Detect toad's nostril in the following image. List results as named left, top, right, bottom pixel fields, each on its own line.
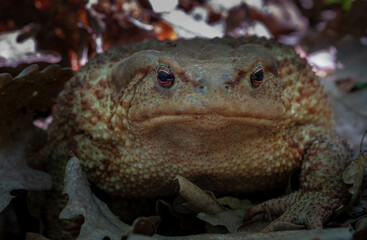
left=195, top=85, right=206, bottom=94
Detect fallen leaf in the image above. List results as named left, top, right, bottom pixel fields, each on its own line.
left=175, top=176, right=247, bottom=233
left=131, top=216, right=160, bottom=236
left=25, top=232, right=50, bottom=240
left=0, top=30, right=61, bottom=68
left=343, top=153, right=366, bottom=194
left=0, top=64, right=72, bottom=149
left=264, top=221, right=304, bottom=232
left=336, top=130, right=367, bottom=215
left=156, top=199, right=205, bottom=236
left=59, top=156, right=130, bottom=240
left=161, top=9, right=223, bottom=39
left=197, top=209, right=246, bottom=233
left=216, top=196, right=253, bottom=210
left=0, top=143, right=52, bottom=213
left=237, top=219, right=270, bottom=233
left=343, top=130, right=367, bottom=191
left=0, top=64, right=72, bottom=124
left=0, top=64, right=71, bottom=217
left=175, top=175, right=223, bottom=214
left=355, top=215, right=367, bottom=239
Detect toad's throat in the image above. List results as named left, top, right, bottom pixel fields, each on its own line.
left=128, top=115, right=281, bottom=155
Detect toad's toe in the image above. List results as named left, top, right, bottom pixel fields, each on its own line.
left=244, top=191, right=334, bottom=232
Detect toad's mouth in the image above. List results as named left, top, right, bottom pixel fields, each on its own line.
left=128, top=110, right=284, bottom=128
left=128, top=94, right=287, bottom=127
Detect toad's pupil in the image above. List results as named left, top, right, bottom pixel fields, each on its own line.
left=158, top=71, right=171, bottom=82
left=158, top=69, right=175, bottom=87
left=252, top=70, right=264, bottom=82
left=250, top=69, right=264, bottom=87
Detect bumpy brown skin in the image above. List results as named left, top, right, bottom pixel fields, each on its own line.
left=47, top=37, right=351, bottom=234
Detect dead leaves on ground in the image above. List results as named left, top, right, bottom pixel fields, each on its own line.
left=175, top=175, right=225, bottom=214
left=0, top=64, right=72, bottom=214
left=341, top=130, right=367, bottom=210
left=61, top=156, right=164, bottom=240
left=0, top=143, right=52, bottom=214
left=0, top=63, right=72, bottom=150
left=175, top=175, right=250, bottom=233
left=0, top=64, right=72, bottom=126
left=60, top=156, right=130, bottom=240
left=337, top=130, right=367, bottom=239
left=57, top=159, right=355, bottom=239
left=59, top=158, right=253, bottom=238
left=0, top=63, right=71, bottom=238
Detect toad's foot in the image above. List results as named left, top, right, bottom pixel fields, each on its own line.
left=245, top=135, right=351, bottom=232
left=244, top=191, right=336, bottom=231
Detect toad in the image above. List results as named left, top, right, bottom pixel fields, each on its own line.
left=46, top=37, right=351, bottom=234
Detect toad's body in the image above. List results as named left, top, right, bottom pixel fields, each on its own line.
left=47, top=37, right=350, bottom=233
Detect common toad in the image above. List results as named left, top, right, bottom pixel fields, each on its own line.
left=47, top=37, right=351, bottom=232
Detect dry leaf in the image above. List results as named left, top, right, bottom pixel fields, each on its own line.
left=355, top=216, right=367, bottom=237
left=237, top=219, right=270, bottom=233
left=0, top=64, right=72, bottom=124
left=0, top=64, right=72, bottom=151
left=175, top=175, right=223, bottom=214
left=59, top=156, right=130, bottom=240
left=176, top=175, right=246, bottom=233
left=131, top=216, right=160, bottom=236
left=336, top=130, right=367, bottom=215
left=25, top=232, right=50, bottom=240
left=0, top=143, right=52, bottom=213
left=0, top=30, right=61, bottom=68
left=264, top=221, right=304, bottom=232
left=216, top=196, right=253, bottom=210
left=197, top=209, right=246, bottom=233
left=343, top=152, right=366, bottom=194
left=343, top=130, right=367, bottom=192
left=156, top=199, right=205, bottom=236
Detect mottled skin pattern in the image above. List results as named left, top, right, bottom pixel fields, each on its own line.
left=46, top=37, right=351, bottom=236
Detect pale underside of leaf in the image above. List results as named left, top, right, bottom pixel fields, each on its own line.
left=59, top=156, right=130, bottom=240
left=0, top=143, right=52, bottom=213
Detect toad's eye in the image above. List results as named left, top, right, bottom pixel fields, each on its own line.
left=250, top=66, right=265, bottom=88
left=157, top=66, right=175, bottom=88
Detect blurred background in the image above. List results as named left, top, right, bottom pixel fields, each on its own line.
left=1, top=0, right=366, bottom=149
left=0, top=0, right=366, bottom=72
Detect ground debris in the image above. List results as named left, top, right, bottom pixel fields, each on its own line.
left=0, top=143, right=52, bottom=213
left=60, top=156, right=130, bottom=240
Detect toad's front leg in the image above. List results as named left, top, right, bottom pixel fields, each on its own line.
left=244, top=135, right=351, bottom=231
